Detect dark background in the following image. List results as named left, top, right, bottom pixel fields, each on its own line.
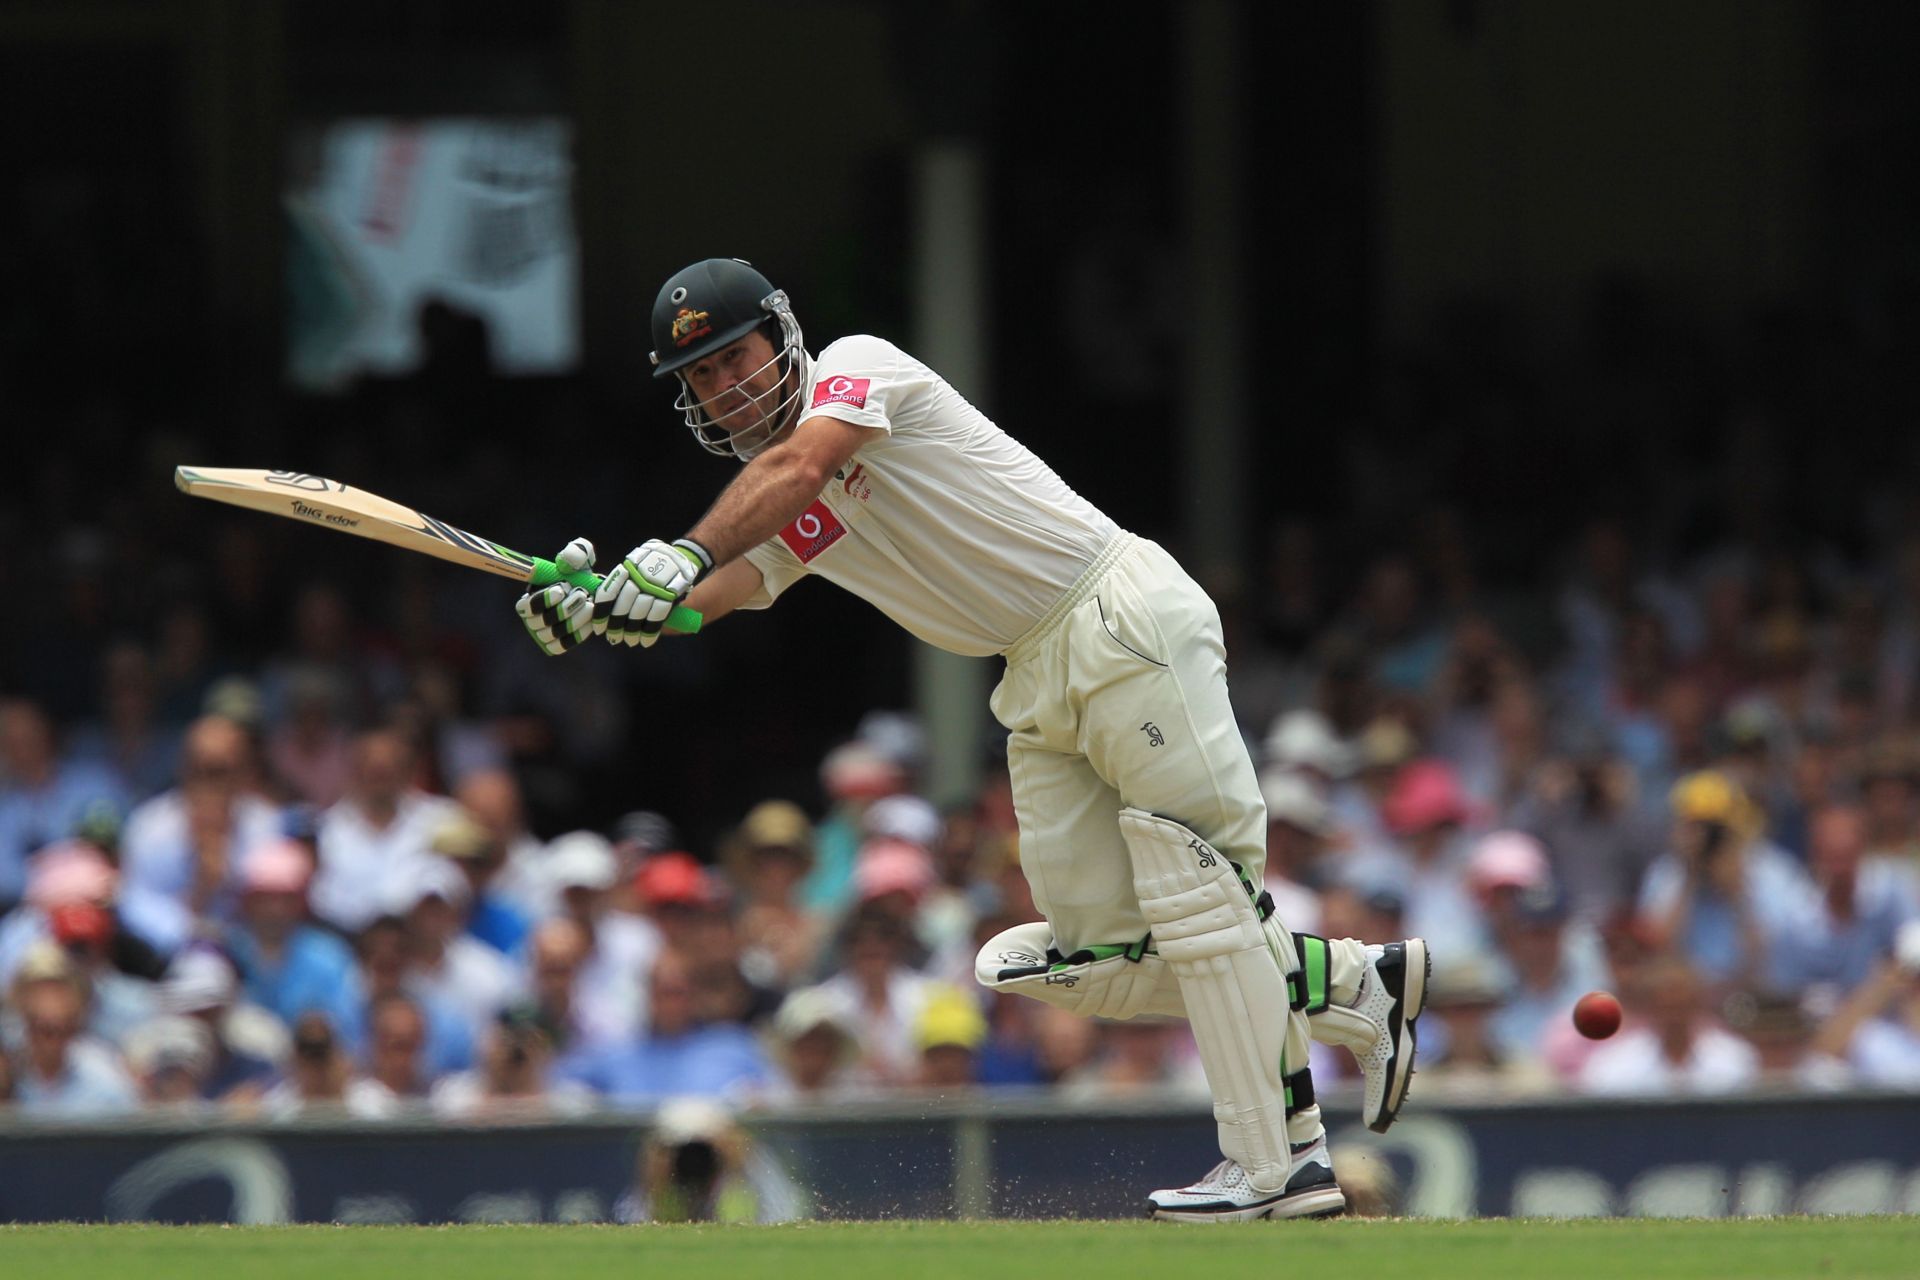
left=2, top=0, right=1916, bottom=850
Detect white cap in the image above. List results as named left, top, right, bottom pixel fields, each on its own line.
left=1263, top=709, right=1352, bottom=778
left=162, top=947, right=239, bottom=1014
left=122, top=1015, right=216, bottom=1079
left=389, top=856, right=472, bottom=914
left=1259, top=769, right=1335, bottom=837
left=545, top=830, right=619, bottom=891
left=773, top=985, right=858, bottom=1041
left=651, top=1096, right=736, bottom=1146
left=862, top=794, right=942, bottom=849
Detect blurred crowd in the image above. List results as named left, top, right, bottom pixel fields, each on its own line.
left=4, top=513, right=1920, bottom=1121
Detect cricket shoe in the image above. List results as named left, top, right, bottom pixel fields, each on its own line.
left=1352, top=938, right=1429, bottom=1134
left=1146, top=1136, right=1345, bottom=1223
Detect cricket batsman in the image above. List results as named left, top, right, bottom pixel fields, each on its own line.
left=516, top=258, right=1428, bottom=1221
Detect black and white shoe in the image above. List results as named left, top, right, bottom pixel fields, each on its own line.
left=1147, top=1137, right=1345, bottom=1223
left=1354, top=938, right=1429, bottom=1134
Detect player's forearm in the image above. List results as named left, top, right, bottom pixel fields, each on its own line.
left=684, top=447, right=831, bottom=567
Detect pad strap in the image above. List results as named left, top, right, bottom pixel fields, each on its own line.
left=1291, top=933, right=1332, bottom=1015
left=1285, top=1067, right=1315, bottom=1116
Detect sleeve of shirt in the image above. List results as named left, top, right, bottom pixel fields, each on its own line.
left=739, top=538, right=809, bottom=611
left=799, top=335, right=908, bottom=435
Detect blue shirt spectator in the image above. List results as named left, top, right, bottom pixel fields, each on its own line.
left=1767, top=807, right=1919, bottom=993
left=0, top=700, right=128, bottom=908
left=10, top=967, right=139, bottom=1117
left=560, top=950, right=767, bottom=1102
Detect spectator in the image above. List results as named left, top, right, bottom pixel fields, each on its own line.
left=338, top=915, right=472, bottom=1078
left=1508, top=735, right=1662, bottom=923
left=847, top=838, right=938, bottom=958
left=311, top=729, right=458, bottom=933
left=67, top=642, right=180, bottom=803
left=678, top=891, right=781, bottom=1030
left=1346, top=759, right=1489, bottom=957
left=1858, top=742, right=1920, bottom=867
left=1812, top=923, right=1920, bottom=1086
left=347, top=992, right=432, bottom=1116
left=0, top=699, right=128, bottom=913
left=428, top=811, right=528, bottom=957
left=634, top=850, right=725, bottom=957
left=802, top=741, right=909, bottom=916
left=911, top=986, right=988, bottom=1090
left=260, top=1012, right=353, bottom=1115
left=1721, top=990, right=1849, bottom=1091
left=1258, top=769, right=1337, bottom=932
left=1770, top=805, right=1918, bottom=994
left=0, top=843, right=162, bottom=1039
left=119, top=715, right=281, bottom=953
left=1421, top=954, right=1552, bottom=1090
left=1578, top=955, right=1760, bottom=1095
left=1485, top=881, right=1610, bottom=1067
left=526, top=917, right=591, bottom=1055
left=803, top=906, right=939, bottom=1085
left=8, top=948, right=137, bottom=1116
left=263, top=668, right=353, bottom=809
left=725, top=800, right=823, bottom=989
left=122, top=1015, right=216, bottom=1108
left=1640, top=770, right=1816, bottom=989
left=555, top=832, right=661, bottom=1049
left=158, top=946, right=281, bottom=1104
left=1058, top=1017, right=1207, bottom=1099
left=390, top=857, right=520, bottom=1047
left=763, top=986, right=860, bottom=1100
left=1261, top=708, right=1352, bottom=788
left=455, top=769, right=551, bottom=921
left=224, top=839, right=357, bottom=1035
left=606, top=809, right=680, bottom=918
left=431, top=1003, right=590, bottom=1119
left=561, top=949, right=768, bottom=1103
left=1329, top=717, right=1416, bottom=858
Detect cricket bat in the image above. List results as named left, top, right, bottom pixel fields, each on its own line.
left=173, top=466, right=703, bottom=634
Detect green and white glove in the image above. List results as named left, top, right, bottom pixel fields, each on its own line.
left=515, top=537, right=598, bottom=655
left=594, top=537, right=712, bottom=648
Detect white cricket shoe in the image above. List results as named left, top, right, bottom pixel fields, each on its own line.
left=1146, top=1136, right=1345, bottom=1223
left=1352, top=938, right=1429, bottom=1134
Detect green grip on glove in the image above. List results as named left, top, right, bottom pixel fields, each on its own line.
left=527, top=557, right=704, bottom=635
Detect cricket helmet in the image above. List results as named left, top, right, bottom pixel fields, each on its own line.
left=650, top=258, right=808, bottom=460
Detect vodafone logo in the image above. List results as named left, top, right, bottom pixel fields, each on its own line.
left=811, top=375, right=871, bottom=411
left=778, top=500, right=847, bottom=563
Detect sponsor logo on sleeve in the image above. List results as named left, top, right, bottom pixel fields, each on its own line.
left=777, top=500, right=848, bottom=563
left=811, top=375, right=871, bottom=410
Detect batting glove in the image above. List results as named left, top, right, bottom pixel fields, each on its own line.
left=594, top=538, right=712, bottom=648
left=515, top=537, right=598, bottom=656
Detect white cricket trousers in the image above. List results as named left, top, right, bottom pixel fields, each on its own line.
left=992, top=532, right=1273, bottom=952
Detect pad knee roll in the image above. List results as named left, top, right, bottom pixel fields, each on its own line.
left=974, top=920, right=1178, bottom=1020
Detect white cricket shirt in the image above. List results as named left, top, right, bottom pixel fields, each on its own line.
left=739, top=335, right=1122, bottom=656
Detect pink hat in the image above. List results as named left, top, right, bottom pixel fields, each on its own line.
left=1381, top=760, right=1479, bottom=836
left=241, top=839, right=314, bottom=894
left=1467, top=830, right=1551, bottom=894
left=854, top=838, right=936, bottom=902
left=25, top=841, right=117, bottom=909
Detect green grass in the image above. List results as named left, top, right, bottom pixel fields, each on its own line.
left=3, top=1218, right=1917, bottom=1280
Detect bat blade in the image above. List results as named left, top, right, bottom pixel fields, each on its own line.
left=172, top=465, right=703, bottom=633
left=174, top=466, right=537, bottom=581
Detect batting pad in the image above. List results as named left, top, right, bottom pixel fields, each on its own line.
left=1120, top=808, right=1305, bottom=1193
left=975, top=921, right=1186, bottom=1020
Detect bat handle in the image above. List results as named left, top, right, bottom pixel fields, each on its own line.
left=526, top=557, right=705, bottom=635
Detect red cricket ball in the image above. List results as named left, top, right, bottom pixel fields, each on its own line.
left=1572, top=990, right=1623, bottom=1040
